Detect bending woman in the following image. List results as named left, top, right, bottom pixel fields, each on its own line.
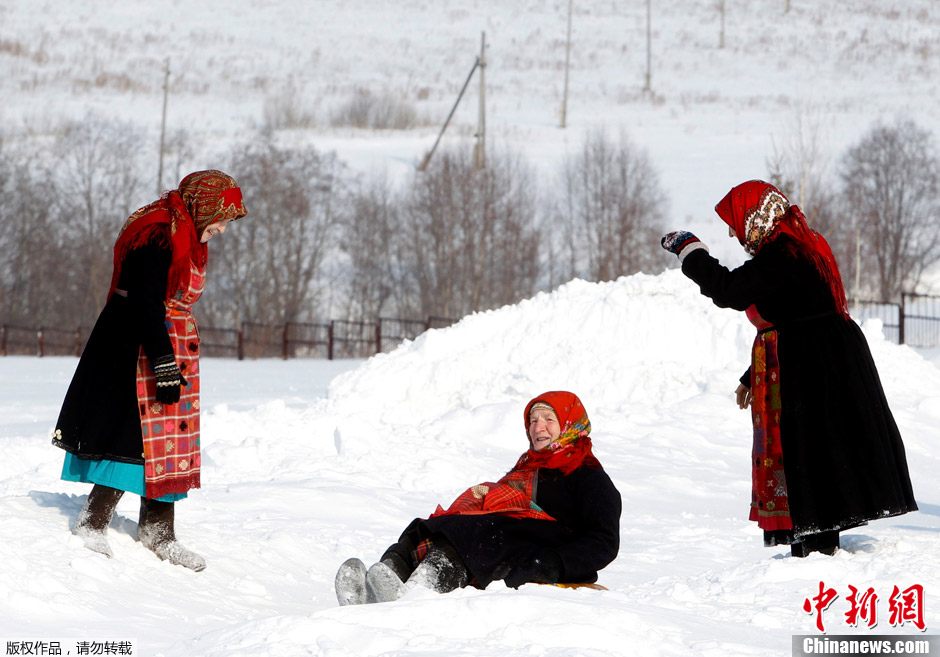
left=335, top=391, right=621, bottom=604
left=661, top=180, right=917, bottom=557
left=53, top=171, right=247, bottom=570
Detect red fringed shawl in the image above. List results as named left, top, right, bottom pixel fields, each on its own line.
left=109, top=170, right=246, bottom=302
left=714, top=180, right=849, bottom=318
left=429, top=391, right=601, bottom=521
left=109, top=192, right=205, bottom=302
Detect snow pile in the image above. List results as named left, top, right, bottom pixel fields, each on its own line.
left=2, top=269, right=940, bottom=656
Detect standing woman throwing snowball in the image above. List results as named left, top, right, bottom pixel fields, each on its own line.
left=661, top=180, right=916, bottom=557
left=53, top=170, right=247, bottom=570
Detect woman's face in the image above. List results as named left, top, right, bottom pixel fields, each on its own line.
left=528, top=408, right=561, bottom=452
left=200, top=218, right=233, bottom=243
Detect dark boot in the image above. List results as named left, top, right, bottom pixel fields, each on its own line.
left=763, top=529, right=795, bottom=547
left=791, top=530, right=840, bottom=558
left=73, top=485, right=125, bottom=558
left=378, top=550, right=412, bottom=581
left=408, top=543, right=469, bottom=594
left=138, top=498, right=206, bottom=571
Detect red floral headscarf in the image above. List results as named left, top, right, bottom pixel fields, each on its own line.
left=179, top=170, right=247, bottom=236
left=715, top=180, right=849, bottom=317
left=513, top=391, right=601, bottom=476
left=108, top=170, right=246, bottom=300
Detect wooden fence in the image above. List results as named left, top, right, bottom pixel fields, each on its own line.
left=0, top=316, right=456, bottom=359
left=3, top=294, right=940, bottom=358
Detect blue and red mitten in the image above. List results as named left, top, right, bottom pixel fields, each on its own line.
left=661, top=231, right=708, bottom=261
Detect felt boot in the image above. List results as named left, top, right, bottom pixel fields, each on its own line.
left=72, top=485, right=125, bottom=558
left=138, top=498, right=206, bottom=572
left=335, top=558, right=369, bottom=606
left=791, top=530, right=840, bottom=558
left=408, top=544, right=469, bottom=594
left=365, top=559, right=409, bottom=603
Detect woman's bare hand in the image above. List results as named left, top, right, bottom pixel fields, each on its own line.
left=735, top=383, right=752, bottom=410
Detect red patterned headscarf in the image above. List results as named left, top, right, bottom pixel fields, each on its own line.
left=108, top=170, right=246, bottom=301
left=513, top=391, right=601, bottom=475
left=179, top=170, right=247, bottom=236
left=715, top=180, right=849, bottom=317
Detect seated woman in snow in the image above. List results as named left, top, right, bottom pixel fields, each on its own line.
left=334, top=390, right=622, bottom=605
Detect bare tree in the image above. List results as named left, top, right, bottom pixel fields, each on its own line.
left=339, top=174, right=401, bottom=320
left=765, top=108, right=861, bottom=299
left=397, top=147, right=541, bottom=319
left=201, top=136, right=342, bottom=327
left=766, top=106, right=833, bottom=222
left=553, top=130, right=668, bottom=283
left=841, top=119, right=940, bottom=301
left=52, top=115, right=148, bottom=324
left=0, top=138, right=59, bottom=327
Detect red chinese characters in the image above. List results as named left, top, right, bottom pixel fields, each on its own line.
left=888, top=584, right=926, bottom=632
left=845, top=585, right=879, bottom=628
left=803, top=581, right=839, bottom=632
left=803, top=582, right=926, bottom=633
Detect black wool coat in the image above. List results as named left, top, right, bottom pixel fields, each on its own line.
left=392, top=464, right=622, bottom=587
left=681, top=236, right=917, bottom=536
left=53, top=240, right=175, bottom=464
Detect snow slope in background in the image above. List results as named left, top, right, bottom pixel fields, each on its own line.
left=2, top=0, right=940, bottom=265
left=2, top=269, right=939, bottom=656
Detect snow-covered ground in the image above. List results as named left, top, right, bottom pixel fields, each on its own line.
left=2, top=269, right=939, bottom=656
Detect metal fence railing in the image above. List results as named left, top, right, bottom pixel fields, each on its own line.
left=848, top=294, right=940, bottom=348
left=900, top=293, right=940, bottom=348
left=852, top=300, right=901, bottom=345
left=4, top=295, right=940, bottom=358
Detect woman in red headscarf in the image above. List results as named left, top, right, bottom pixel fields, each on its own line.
left=334, top=391, right=622, bottom=605
left=53, top=170, right=247, bottom=570
left=661, top=180, right=916, bottom=557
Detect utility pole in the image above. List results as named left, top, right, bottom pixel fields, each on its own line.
left=560, top=0, right=573, bottom=128
left=157, top=58, right=170, bottom=196
left=718, top=0, right=725, bottom=49
left=473, top=31, right=487, bottom=169
left=854, top=223, right=861, bottom=314
left=418, top=55, right=480, bottom=171
left=643, top=0, right=652, bottom=92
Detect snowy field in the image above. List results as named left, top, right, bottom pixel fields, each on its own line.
left=2, top=269, right=940, bottom=656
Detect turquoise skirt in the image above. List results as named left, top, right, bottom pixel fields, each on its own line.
left=61, top=452, right=187, bottom=503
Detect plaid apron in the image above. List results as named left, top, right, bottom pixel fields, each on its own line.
left=428, top=469, right=555, bottom=521
left=137, top=261, right=205, bottom=499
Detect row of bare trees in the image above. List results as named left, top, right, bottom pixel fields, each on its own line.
left=0, top=117, right=151, bottom=329
left=0, top=121, right=669, bottom=332
left=2, top=114, right=938, bottom=337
